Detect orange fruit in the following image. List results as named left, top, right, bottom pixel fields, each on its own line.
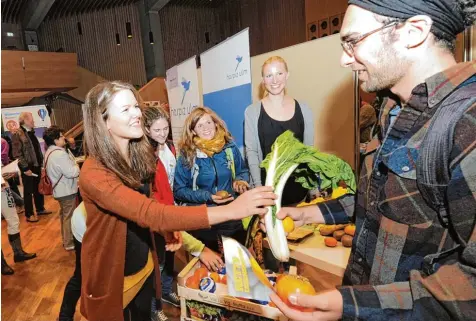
left=186, top=274, right=200, bottom=289
left=282, top=217, right=295, bottom=234
left=275, top=274, right=316, bottom=312
left=209, top=272, right=220, bottom=283
left=220, top=275, right=227, bottom=284
left=324, top=237, right=338, bottom=247
left=194, top=267, right=209, bottom=280
left=344, top=225, right=356, bottom=236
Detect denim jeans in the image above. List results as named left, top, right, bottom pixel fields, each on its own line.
left=160, top=251, right=174, bottom=296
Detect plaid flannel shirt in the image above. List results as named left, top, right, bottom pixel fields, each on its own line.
left=318, top=61, right=476, bottom=320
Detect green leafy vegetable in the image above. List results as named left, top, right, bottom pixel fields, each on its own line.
left=260, top=130, right=356, bottom=225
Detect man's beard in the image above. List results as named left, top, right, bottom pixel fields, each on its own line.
left=361, top=46, right=408, bottom=93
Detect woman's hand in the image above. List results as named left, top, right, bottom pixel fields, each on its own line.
left=206, top=186, right=276, bottom=225
left=165, top=231, right=183, bottom=252
left=226, top=186, right=276, bottom=218
left=211, top=193, right=234, bottom=204
left=269, top=289, right=343, bottom=321
left=198, top=247, right=224, bottom=272
left=233, top=180, right=249, bottom=194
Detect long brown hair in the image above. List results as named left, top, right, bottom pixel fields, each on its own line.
left=141, top=104, right=170, bottom=148
left=179, top=106, right=232, bottom=168
left=82, top=81, right=155, bottom=188
left=261, top=56, right=289, bottom=98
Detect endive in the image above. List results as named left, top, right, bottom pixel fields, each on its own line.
left=260, top=131, right=356, bottom=262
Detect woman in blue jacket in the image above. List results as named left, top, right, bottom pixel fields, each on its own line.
left=174, top=106, right=250, bottom=253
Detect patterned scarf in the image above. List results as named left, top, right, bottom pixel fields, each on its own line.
left=193, top=128, right=227, bottom=157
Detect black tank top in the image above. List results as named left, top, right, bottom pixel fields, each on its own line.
left=258, top=100, right=308, bottom=205
left=124, top=182, right=151, bottom=276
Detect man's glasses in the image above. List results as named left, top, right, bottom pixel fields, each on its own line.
left=341, top=21, right=399, bottom=56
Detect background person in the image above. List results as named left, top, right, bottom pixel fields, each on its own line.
left=1, top=174, right=37, bottom=275
left=245, top=56, right=315, bottom=206
left=174, top=106, right=250, bottom=253
left=11, top=112, right=52, bottom=222
left=143, top=105, right=225, bottom=321
left=43, top=126, right=80, bottom=251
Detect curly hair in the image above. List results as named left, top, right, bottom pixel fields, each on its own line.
left=178, top=106, right=232, bottom=168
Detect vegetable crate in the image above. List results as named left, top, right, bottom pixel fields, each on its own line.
left=178, top=258, right=289, bottom=321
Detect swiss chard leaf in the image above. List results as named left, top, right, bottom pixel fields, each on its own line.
left=260, top=130, right=356, bottom=199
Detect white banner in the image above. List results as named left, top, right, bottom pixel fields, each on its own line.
left=1, top=105, right=51, bottom=132
left=166, top=56, right=201, bottom=147
left=1, top=105, right=51, bottom=153
left=201, top=29, right=252, bottom=150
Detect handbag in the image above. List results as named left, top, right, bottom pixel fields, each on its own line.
left=38, top=149, right=63, bottom=195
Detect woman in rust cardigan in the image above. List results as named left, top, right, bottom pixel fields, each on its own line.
left=79, top=81, right=275, bottom=321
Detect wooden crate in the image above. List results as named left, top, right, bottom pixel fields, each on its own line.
left=178, top=258, right=289, bottom=321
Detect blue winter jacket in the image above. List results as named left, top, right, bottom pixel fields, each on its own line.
left=173, top=142, right=249, bottom=205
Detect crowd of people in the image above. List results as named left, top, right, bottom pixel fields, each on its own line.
left=1, top=0, right=475, bottom=321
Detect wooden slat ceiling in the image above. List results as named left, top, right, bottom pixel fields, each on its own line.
left=46, top=0, right=139, bottom=19
left=1, top=0, right=29, bottom=24
left=167, top=0, right=222, bottom=8
left=1, top=0, right=222, bottom=25
left=1, top=0, right=140, bottom=23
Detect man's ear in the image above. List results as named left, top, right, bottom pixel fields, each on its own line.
left=403, top=15, right=433, bottom=49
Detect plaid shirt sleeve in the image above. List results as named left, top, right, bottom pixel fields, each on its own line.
left=317, top=195, right=354, bottom=225
left=337, top=104, right=476, bottom=320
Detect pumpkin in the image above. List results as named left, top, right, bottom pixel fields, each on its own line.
left=275, top=274, right=316, bottom=311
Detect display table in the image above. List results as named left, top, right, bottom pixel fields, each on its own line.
left=263, top=230, right=351, bottom=277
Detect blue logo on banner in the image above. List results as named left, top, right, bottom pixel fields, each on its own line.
left=38, top=108, right=47, bottom=121
left=235, top=55, right=243, bottom=71
left=181, top=78, right=191, bottom=104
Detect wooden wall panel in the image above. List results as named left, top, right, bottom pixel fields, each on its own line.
left=240, top=0, right=306, bottom=56
left=51, top=100, right=83, bottom=132
left=305, top=0, right=347, bottom=26
left=159, top=5, right=214, bottom=69
left=37, top=4, right=147, bottom=87
left=1, top=22, right=25, bottom=50
left=159, top=0, right=306, bottom=70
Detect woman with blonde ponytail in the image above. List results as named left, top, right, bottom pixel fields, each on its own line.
left=244, top=56, right=314, bottom=205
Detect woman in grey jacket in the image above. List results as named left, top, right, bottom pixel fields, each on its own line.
left=43, top=126, right=80, bottom=251
left=244, top=56, right=314, bottom=205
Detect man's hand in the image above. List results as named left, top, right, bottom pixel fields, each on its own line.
left=24, top=170, right=33, bottom=176
left=269, top=289, right=343, bottom=321
left=260, top=206, right=310, bottom=232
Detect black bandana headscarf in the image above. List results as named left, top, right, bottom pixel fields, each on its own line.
left=348, top=0, right=467, bottom=40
